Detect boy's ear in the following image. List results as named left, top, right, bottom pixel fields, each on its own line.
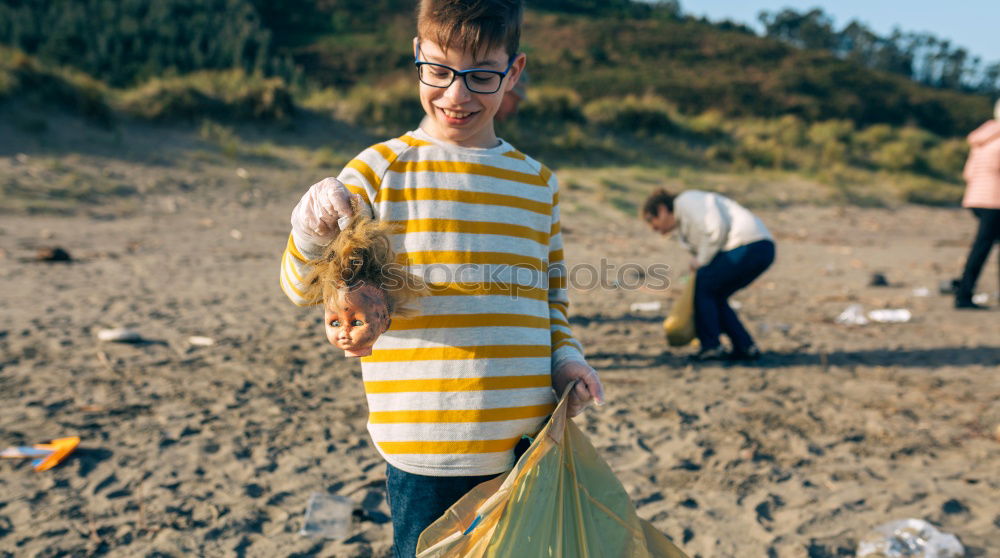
left=505, top=52, right=527, bottom=93
left=412, top=36, right=420, bottom=59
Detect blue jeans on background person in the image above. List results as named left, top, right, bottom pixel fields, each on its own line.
left=694, top=239, right=775, bottom=354
left=385, top=437, right=531, bottom=558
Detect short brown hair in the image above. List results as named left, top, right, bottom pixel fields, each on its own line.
left=417, top=0, right=523, bottom=59
left=641, top=188, right=675, bottom=218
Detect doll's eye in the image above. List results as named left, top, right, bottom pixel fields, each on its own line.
left=351, top=319, right=365, bottom=327
left=330, top=320, right=341, bottom=327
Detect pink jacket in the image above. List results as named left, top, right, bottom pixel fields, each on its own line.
left=962, top=119, right=1000, bottom=209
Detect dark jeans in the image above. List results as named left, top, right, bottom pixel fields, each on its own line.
left=958, top=208, right=1000, bottom=301
left=385, top=437, right=530, bottom=558
left=694, top=239, right=775, bottom=353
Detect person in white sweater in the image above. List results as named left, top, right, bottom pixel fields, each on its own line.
left=642, top=188, right=775, bottom=361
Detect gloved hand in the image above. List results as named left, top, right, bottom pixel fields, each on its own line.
left=552, top=360, right=605, bottom=418
left=290, top=177, right=361, bottom=247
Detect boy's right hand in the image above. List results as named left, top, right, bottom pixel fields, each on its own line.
left=290, top=177, right=356, bottom=246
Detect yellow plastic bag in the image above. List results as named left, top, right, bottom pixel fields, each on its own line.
left=663, top=273, right=696, bottom=347
left=416, top=384, right=689, bottom=558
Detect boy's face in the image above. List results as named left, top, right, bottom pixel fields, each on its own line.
left=324, top=284, right=391, bottom=357
left=414, top=37, right=526, bottom=148
left=644, top=204, right=677, bottom=235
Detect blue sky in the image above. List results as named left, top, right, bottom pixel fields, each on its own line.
left=683, top=1, right=1000, bottom=63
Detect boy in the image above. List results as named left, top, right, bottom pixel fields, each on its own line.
left=278, top=1, right=604, bottom=556
left=642, top=188, right=774, bottom=362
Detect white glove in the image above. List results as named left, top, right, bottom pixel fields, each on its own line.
left=552, top=360, right=605, bottom=418
left=290, top=177, right=359, bottom=247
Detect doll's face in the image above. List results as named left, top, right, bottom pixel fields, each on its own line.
left=324, top=283, right=391, bottom=357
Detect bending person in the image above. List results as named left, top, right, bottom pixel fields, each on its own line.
left=642, top=189, right=775, bottom=361
left=955, top=98, right=1000, bottom=310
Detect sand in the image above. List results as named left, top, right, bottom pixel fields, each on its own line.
left=1, top=173, right=999, bottom=556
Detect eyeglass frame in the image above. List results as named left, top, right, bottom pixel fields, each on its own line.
left=414, top=43, right=517, bottom=95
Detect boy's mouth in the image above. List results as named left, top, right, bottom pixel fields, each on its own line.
left=439, top=107, right=477, bottom=123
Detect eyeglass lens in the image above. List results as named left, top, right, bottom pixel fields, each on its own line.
left=418, top=65, right=503, bottom=94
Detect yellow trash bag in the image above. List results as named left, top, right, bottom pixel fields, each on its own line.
left=416, top=384, right=689, bottom=558
left=663, top=273, right=696, bottom=347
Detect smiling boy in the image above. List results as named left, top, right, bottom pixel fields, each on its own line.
left=278, top=1, right=604, bottom=556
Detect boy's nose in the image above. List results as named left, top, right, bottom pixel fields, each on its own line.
left=443, top=77, right=471, bottom=103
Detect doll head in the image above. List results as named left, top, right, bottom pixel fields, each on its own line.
left=304, top=211, right=423, bottom=357
left=324, top=282, right=392, bottom=357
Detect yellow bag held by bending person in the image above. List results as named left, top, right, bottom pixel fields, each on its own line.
left=664, top=273, right=696, bottom=347
left=415, top=383, right=689, bottom=558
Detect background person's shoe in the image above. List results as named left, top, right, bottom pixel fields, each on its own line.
left=727, top=345, right=762, bottom=361
left=688, top=346, right=726, bottom=362
left=955, top=298, right=988, bottom=310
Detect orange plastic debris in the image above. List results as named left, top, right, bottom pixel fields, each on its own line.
left=1, top=436, right=80, bottom=471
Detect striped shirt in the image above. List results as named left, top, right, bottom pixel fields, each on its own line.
left=280, top=128, right=586, bottom=476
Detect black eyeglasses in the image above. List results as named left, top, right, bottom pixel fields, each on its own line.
left=414, top=45, right=515, bottom=94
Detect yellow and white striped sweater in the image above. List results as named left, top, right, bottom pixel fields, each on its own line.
left=279, top=128, right=586, bottom=476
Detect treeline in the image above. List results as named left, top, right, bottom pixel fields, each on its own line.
left=759, top=8, right=1000, bottom=96
left=0, top=0, right=995, bottom=137
left=529, top=0, right=680, bottom=19
left=0, top=0, right=296, bottom=87
left=0, top=0, right=422, bottom=87
left=522, top=13, right=992, bottom=137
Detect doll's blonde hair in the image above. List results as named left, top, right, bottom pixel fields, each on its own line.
left=303, top=214, right=423, bottom=317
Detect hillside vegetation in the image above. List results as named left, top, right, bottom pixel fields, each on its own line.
left=1, top=0, right=993, bottom=211
left=2, top=0, right=994, bottom=134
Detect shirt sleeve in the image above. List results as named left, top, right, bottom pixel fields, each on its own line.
left=545, top=170, right=587, bottom=369
left=278, top=145, right=389, bottom=306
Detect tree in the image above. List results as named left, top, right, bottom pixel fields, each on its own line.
left=758, top=8, right=838, bottom=51
left=0, top=0, right=278, bottom=86
left=758, top=7, right=998, bottom=97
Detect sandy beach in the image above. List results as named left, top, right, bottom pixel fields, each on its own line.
left=1, top=175, right=999, bottom=556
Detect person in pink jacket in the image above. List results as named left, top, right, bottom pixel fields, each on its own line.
left=955, top=98, right=1000, bottom=309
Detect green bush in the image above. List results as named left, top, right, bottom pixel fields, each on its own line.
left=880, top=127, right=941, bottom=174
left=806, top=119, right=854, bottom=169
left=704, top=144, right=734, bottom=164
left=773, top=114, right=807, bottom=147
left=899, top=177, right=964, bottom=206
left=854, top=124, right=895, bottom=149
left=299, top=87, right=344, bottom=112
left=924, top=138, right=968, bottom=179
left=341, top=80, right=424, bottom=132
left=807, top=119, right=855, bottom=146
left=583, top=94, right=677, bottom=134
left=517, top=87, right=585, bottom=124
left=119, top=70, right=294, bottom=122
left=734, top=137, right=784, bottom=169
left=0, top=47, right=112, bottom=125
left=685, top=109, right=729, bottom=141
left=0, top=0, right=277, bottom=87
left=872, top=140, right=919, bottom=171
left=897, top=126, right=937, bottom=149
